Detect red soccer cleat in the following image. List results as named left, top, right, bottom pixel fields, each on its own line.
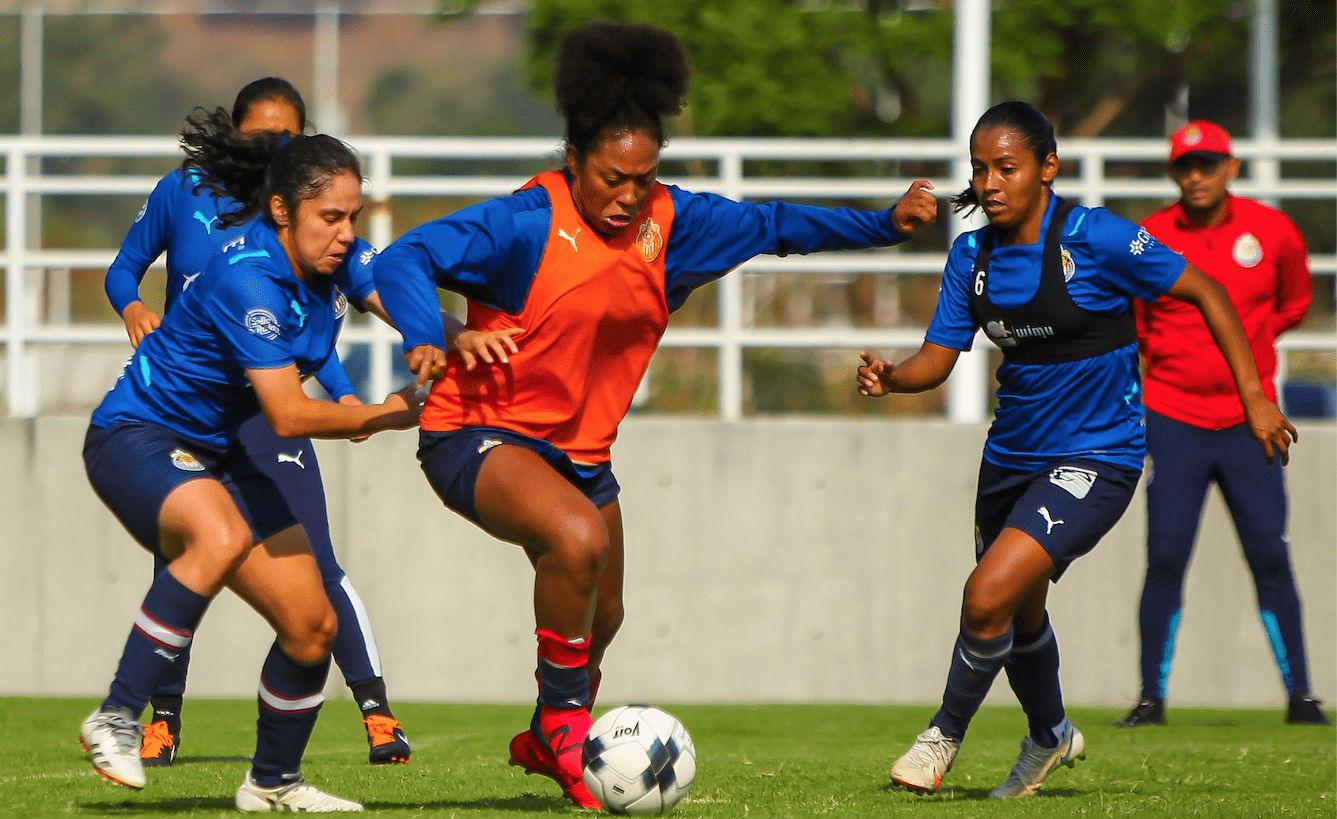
left=508, top=707, right=601, bottom=810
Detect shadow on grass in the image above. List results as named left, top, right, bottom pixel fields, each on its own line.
left=877, top=780, right=1083, bottom=800
left=366, top=792, right=580, bottom=812
left=78, top=792, right=579, bottom=814
left=167, top=755, right=252, bottom=766
left=878, top=780, right=995, bottom=800
left=79, top=797, right=235, bottom=813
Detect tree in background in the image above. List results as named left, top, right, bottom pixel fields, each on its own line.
left=519, top=0, right=1333, bottom=140
left=504, top=0, right=1335, bottom=414
left=44, top=16, right=199, bottom=135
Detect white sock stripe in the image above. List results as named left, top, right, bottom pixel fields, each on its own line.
left=539, top=657, right=581, bottom=670
left=1011, top=625, right=1055, bottom=655
left=972, top=644, right=1013, bottom=661
left=258, top=682, right=325, bottom=713
left=134, top=608, right=193, bottom=649
left=337, top=575, right=383, bottom=678
left=961, top=634, right=1014, bottom=661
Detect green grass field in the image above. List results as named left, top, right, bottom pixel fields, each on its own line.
left=2, top=697, right=1332, bottom=817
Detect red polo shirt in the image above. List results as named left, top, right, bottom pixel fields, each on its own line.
left=1136, top=194, right=1311, bottom=429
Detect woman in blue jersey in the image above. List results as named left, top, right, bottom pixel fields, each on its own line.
left=81, top=122, right=420, bottom=812
left=857, top=101, right=1296, bottom=798
left=373, top=21, right=939, bottom=809
left=104, top=78, right=413, bottom=768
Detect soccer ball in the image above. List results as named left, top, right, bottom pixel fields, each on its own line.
left=582, top=704, right=696, bottom=815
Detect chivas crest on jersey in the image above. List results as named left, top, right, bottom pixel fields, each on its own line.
left=636, top=219, right=664, bottom=262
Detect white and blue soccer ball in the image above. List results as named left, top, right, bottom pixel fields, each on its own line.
left=582, top=704, right=696, bottom=815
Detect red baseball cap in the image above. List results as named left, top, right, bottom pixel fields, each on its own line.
left=1168, top=121, right=1233, bottom=164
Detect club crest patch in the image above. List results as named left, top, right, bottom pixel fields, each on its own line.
left=169, top=448, right=206, bottom=472
left=1060, top=246, right=1075, bottom=282
left=244, top=308, right=281, bottom=339
left=637, top=219, right=664, bottom=263
left=1232, top=232, right=1263, bottom=268
left=334, top=287, right=349, bottom=320
left=1049, top=465, right=1098, bottom=499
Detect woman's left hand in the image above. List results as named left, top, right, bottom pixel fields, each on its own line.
left=454, top=328, right=524, bottom=371
left=1244, top=394, right=1298, bottom=466
left=891, top=179, right=938, bottom=237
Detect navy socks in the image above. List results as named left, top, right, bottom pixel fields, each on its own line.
left=1004, top=615, right=1067, bottom=748
left=251, top=641, right=330, bottom=788
left=105, top=568, right=210, bottom=715
left=931, top=626, right=1014, bottom=742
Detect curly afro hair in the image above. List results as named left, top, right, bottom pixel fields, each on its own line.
left=554, top=20, right=691, bottom=158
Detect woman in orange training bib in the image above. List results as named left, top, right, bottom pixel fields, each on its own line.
left=373, top=20, right=938, bottom=808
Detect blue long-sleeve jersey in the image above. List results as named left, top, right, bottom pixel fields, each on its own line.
left=373, top=177, right=908, bottom=353
left=93, top=219, right=362, bottom=448
left=104, top=168, right=378, bottom=400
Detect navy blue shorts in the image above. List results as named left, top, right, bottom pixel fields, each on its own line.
left=975, top=457, right=1141, bottom=580
left=84, top=421, right=299, bottom=557
left=230, top=413, right=342, bottom=578
left=418, top=427, right=621, bottom=525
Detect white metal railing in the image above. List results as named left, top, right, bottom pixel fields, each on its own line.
left=3, top=134, right=1335, bottom=419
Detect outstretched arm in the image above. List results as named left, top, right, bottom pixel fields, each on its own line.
left=857, top=341, right=961, bottom=397
left=1166, top=263, right=1297, bottom=464
left=248, top=364, right=421, bottom=440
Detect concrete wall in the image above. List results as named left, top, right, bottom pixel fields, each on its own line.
left=2, top=416, right=1332, bottom=709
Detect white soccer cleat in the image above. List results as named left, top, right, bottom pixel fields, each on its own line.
left=80, top=707, right=146, bottom=790
left=235, top=770, right=364, bottom=812
left=890, top=724, right=960, bottom=794
left=989, top=721, right=1086, bottom=797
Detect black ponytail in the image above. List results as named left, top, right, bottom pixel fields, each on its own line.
left=181, top=109, right=361, bottom=229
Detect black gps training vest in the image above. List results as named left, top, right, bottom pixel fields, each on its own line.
left=969, top=197, right=1137, bottom=365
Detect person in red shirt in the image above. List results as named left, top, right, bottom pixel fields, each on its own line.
left=1119, top=121, right=1329, bottom=727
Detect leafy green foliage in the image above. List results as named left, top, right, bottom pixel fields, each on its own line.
left=526, top=0, right=860, bottom=137
left=510, top=0, right=1336, bottom=141
left=41, top=16, right=199, bottom=135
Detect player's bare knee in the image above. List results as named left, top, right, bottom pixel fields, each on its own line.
left=960, top=585, right=1011, bottom=636
left=183, top=519, right=254, bottom=581
left=552, top=517, right=610, bottom=583
left=280, top=609, right=337, bottom=664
